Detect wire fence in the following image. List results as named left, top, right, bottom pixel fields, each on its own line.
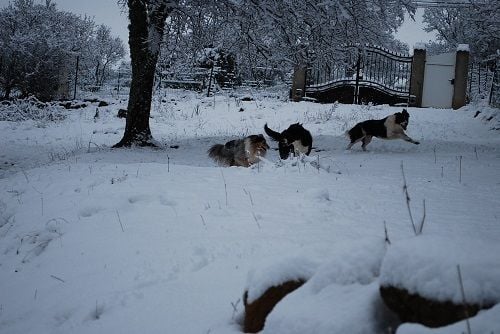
left=468, top=54, right=499, bottom=108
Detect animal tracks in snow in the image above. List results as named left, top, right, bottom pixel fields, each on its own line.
left=16, top=218, right=67, bottom=263
left=78, top=206, right=104, bottom=218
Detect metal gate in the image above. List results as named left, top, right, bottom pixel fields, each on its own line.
left=305, top=44, right=413, bottom=105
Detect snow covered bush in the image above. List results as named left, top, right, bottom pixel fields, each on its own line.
left=0, top=97, right=66, bottom=122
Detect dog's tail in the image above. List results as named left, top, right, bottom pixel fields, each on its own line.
left=207, top=144, right=234, bottom=166
left=264, top=123, right=282, bottom=142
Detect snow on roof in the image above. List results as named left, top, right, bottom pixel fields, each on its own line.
left=457, top=44, right=470, bottom=52
left=380, top=235, right=500, bottom=305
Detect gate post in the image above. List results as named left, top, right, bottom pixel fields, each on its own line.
left=410, top=45, right=426, bottom=107
left=452, top=44, right=470, bottom=110
left=291, top=65, right=307, bottom=102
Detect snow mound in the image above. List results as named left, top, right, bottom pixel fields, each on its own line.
left=380, top=235, right=500, bottom=305
left=245, top=256, right=320, bottom=304
left=308, top=237, right=387, bottom=293
left=263, top=282, right=394, bottom=334
left=262, top=238, right=392, bottom=334
left=397, top=303, right=500, bottom=334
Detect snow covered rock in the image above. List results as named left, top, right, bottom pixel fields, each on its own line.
left=243, top=237, right=390, bottom=333
left=243, top=279, right=306, bottom=333
left=396, top=303, right=500, bottom=334
left=379, top=235, right=500, bottom=327
left=261, top=238, right=394, bottom=334
left=243, top=256, right=318, bottom=332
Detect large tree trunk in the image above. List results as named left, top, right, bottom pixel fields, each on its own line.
left=114, top=0, right=172, bottom=148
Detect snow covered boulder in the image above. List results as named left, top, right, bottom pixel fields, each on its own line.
left=262, top=237, right=393, bottom=334
left=243, top=279, right=306, bottom=333
left=379, top=235, right=500, bottom=328
left=396, top=303, right=500, bottom=334
left=243, top=237, right=389, bottom=333
left=243, top=256, right=318, bottom=333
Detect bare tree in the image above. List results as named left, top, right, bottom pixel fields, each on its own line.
left=423, top=1, right=500, bottom=59
left=114, top=0, right=175, bottom=147
left=92, top=25, right=125, bottom=89
left=158, top=0, right=413, bottom=85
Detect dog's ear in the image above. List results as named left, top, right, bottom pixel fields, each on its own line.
left=402, top=109, right=409, bottom=115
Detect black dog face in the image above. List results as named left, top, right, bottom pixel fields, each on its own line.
left=395, top=109, right=410, bottom=130
left=278, top=141, right=294, bottom=159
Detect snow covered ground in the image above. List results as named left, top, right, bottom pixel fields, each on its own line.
left=0, top=88, right=499, bottom=333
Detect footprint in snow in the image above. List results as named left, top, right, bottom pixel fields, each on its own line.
left=78, top=206, right=103, bottom=218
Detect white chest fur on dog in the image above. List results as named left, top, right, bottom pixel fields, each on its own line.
left=291, top=140, right=310, bottom=155
left=384, top=115, right=405, bottom=139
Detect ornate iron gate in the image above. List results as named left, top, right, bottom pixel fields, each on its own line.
left=305, top=44, right=413, bottom=105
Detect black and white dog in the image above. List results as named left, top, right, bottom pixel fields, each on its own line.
left=264, top=123, right=313, bottom=159
left=346, top=109, right=420, bottom=151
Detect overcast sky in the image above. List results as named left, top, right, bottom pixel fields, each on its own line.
left=0, top=0, right=436, bottom=55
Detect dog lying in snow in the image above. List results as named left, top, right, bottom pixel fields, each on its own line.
left=346, top=109, right=419, bottom=151
left=207, top=134, right=269, bottom=167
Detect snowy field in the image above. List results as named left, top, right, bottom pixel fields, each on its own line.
left=0, top=88, right=499, bottom=334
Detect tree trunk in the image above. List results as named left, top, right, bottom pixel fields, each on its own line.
left=114, top=0, right=171, bottom=148
left=95, top=62, right=100, bottom=91
left=3, top=85, right=11, bottom=100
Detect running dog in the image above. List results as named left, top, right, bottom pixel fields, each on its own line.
left=208, top=134, right=269, bottom=167
left=346, top=109, right=420, bottom=151
left=264, top=123, right=313, bottom=159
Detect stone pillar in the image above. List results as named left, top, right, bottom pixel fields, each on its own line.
left=452, top=44, right=470, bottom=110
left=291, top=65, right=307, bottom=102
left=410, top=46, right=426, bottom=107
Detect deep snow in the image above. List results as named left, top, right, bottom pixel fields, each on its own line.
left=0, top=88, right=499, bottom=333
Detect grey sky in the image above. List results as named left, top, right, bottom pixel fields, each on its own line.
left=0, top=0, right=436, bottom=54
left=395, top=9, right=438, bottom=50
